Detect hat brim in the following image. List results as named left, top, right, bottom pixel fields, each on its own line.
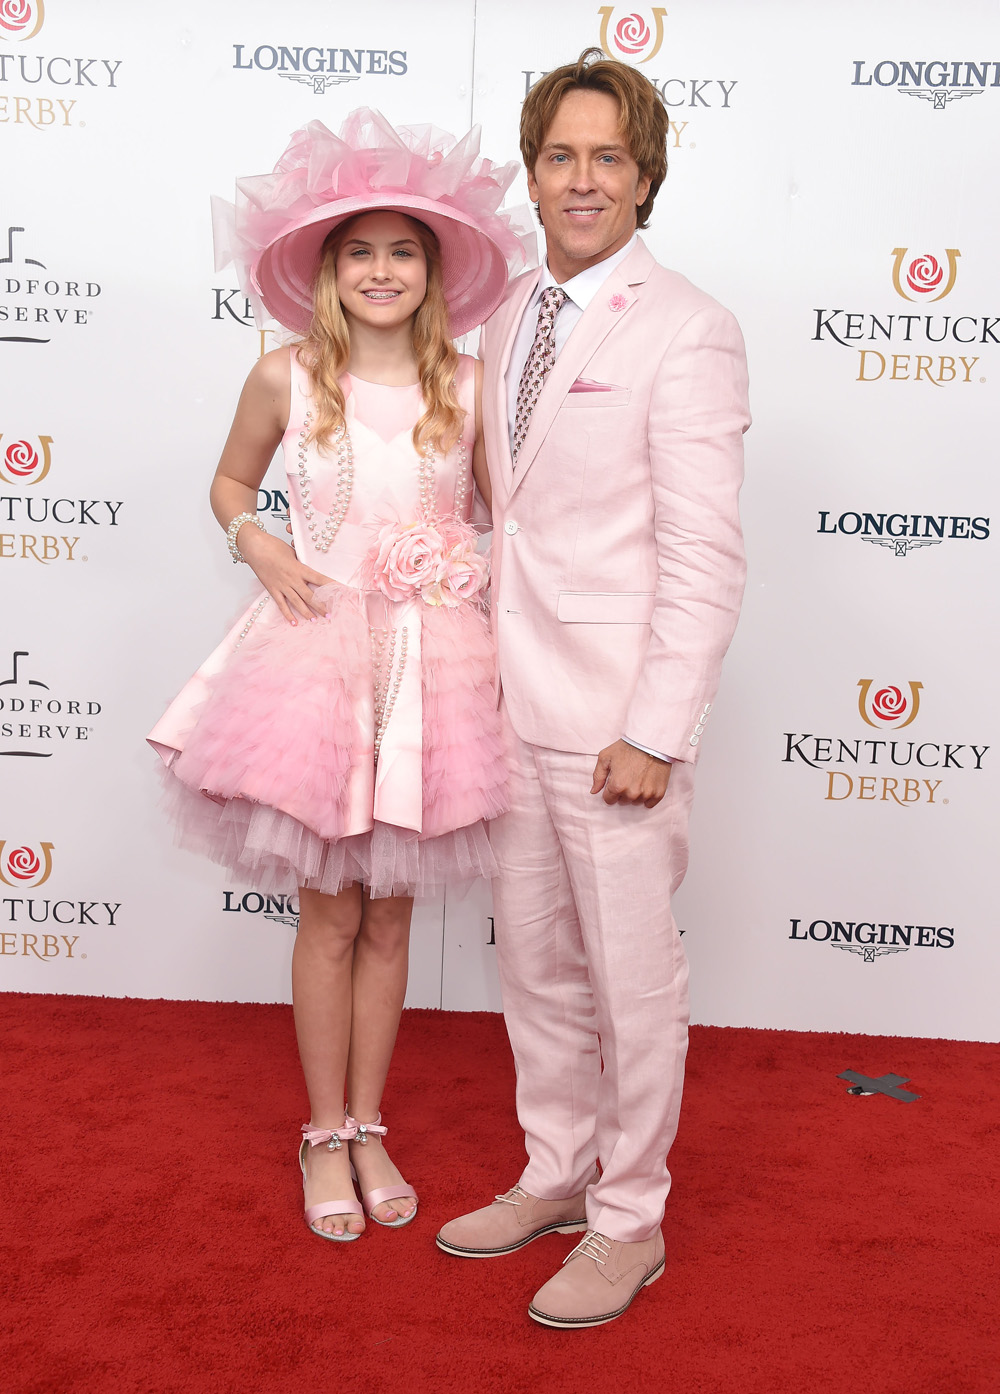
left=252, top=194, right=511, bottom=338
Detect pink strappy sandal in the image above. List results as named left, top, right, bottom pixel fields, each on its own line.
left=348, top=1114, right=419, bottom=1229
left=299, top=1120, right=365, bottom=1242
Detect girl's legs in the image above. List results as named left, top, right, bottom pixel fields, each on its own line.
left=293, top=884, right=416, bottom=1233
left=293, top=882, right=365, bottom=1236
left=347, top=891, right=416, bottom=1223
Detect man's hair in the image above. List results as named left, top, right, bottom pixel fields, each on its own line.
left=519, top=48, right=668, bottom=229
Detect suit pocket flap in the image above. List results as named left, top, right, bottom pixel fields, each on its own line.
left=557, top=591, right=656, bottom=624
left=562, top=389, right=631, bottom=409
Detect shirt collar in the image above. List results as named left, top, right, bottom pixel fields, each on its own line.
left=535, top=234, right=638, bottom=310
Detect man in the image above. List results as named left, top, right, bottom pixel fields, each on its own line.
left=437, top=49, right=750, bottom=1329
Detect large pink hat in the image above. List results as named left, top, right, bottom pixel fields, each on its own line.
left=213, top=109, right=535, bottom=338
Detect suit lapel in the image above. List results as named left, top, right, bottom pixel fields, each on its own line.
left=508, top=240, right=656, bottom=496
left=490, top=269, right=542, bottom=487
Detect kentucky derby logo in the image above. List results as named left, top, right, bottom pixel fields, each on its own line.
left=857, top=680, right=923, bottom=730
left=783, top=679, right=987, bottom=806
left=0, top=434, right=52, bottom=485
left=0, top=0, right=44, bottom=40
left=0, top=840, right=54, bottom=888
left=598, top=7, right=666, bottom=64
left=891, top=248, right=960, bottom=302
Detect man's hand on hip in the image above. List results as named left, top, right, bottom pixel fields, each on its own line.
left=591, top=739, right=672, bottom=808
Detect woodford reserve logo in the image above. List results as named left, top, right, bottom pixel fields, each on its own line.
left=0, top=431, right=124, bottom=564
left=0, top=1, right=123, bottom=131
left=812, top=246, right=995, bottom=387
left=782, top=679, right=989, bottom=806
left=0, top=838, right=120, bottom=961
left=0, top=650, right=103, bottom=757
left=1, top=225, right=102, bottom=343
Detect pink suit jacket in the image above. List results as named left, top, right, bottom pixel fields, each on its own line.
left=482, top=236, right=750, bottom=761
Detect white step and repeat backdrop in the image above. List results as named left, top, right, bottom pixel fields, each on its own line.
left=2, top=1, right=997, bottom=1040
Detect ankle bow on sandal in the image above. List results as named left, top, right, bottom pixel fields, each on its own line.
left=347, top=1113, right=419, bottom=1229
left=298, top=1119, right=364, bottom=1242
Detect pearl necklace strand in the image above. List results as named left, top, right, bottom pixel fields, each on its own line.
left=297, top=408, right=469, bottom=550
left=297, top=410, right=355, bottom=554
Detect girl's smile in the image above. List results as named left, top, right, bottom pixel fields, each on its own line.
left=335, top=210, right=428, bottom=330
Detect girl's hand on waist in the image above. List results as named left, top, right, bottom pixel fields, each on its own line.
left=236, top=524, right=332, bottom=625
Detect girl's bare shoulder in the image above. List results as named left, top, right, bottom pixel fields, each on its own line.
left=247, top=343, right=293, bottom=393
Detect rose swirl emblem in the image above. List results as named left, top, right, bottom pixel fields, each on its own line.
left=4, top=440, right=39, bottom=478
left=0, top=434, right=53, bottom=485
left=906, top=255, right=944, bottom=296
left=598, top=7, right=667, bottom=64
left=5, top=845, right=40, bottom=880
left=857, top=679, right=923, bottom=729
left=0, top=0, right=44, bottom=40
left=891, top=247, right=960, bottom=303
left=614, top=13, right=651, bottom=54
left=871, top=686, right=906, bottom=722
left=0, top=841, right=54, bottom=888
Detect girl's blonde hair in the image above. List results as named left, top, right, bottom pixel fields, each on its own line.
left=298, top=213, right=463, bottom=455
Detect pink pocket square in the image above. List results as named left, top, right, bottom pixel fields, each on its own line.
left=568, top=378, right=626, bottom=393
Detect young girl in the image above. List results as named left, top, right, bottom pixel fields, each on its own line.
left=148, top=111, right=530, bottom=1241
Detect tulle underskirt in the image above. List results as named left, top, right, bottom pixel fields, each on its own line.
left=162, top=771, right=498, bottom=900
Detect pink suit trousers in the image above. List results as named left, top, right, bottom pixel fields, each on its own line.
left=491, top=707, right=695, bottom=1242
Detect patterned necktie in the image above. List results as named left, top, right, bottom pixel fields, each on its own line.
left=512, top=286, right=568, bottom=461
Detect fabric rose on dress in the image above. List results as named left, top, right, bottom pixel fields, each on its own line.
left=365, top=521, right=444, bottom=601
left=424, top=546, right=489, bottom=608
left=363, top=515, right=489, bottom=606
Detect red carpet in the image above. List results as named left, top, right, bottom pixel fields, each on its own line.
left=1, top=994, right=996, bottom=1394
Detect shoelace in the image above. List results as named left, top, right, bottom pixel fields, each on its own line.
left=564, top=1229, right=612, bottom=1267
left=494, top=1185, right=529, bottom=1207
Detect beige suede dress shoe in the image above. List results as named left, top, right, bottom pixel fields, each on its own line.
left=435, top=1179, right=594, bottom=1258
left=528, top=1228, right=665, bottom=1328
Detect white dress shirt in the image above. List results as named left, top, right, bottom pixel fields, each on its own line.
left=503, top=235, right=672, bottom=765
left=505, top=235, right=637, bottom=447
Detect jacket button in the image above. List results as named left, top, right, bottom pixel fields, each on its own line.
left=689, top=735, right=700, bottom=746
left=504, top=519, right=518, bottom=535
left=694, top=723, right=705, bottom=735
left=703, top=703, right=712, bottom=715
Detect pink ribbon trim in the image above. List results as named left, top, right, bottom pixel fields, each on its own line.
left=349, top=1114, right=388, bottom=1142
left=301, top=1121, right=358, bottom=1149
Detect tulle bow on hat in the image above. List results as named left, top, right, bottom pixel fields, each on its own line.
left=213, top=109, right=535, bottom=337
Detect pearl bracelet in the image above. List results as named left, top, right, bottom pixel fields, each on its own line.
left=226, top=511, right=265, bottom=564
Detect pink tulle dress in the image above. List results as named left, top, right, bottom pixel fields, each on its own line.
left=148, top=352, right=507, bottom=898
